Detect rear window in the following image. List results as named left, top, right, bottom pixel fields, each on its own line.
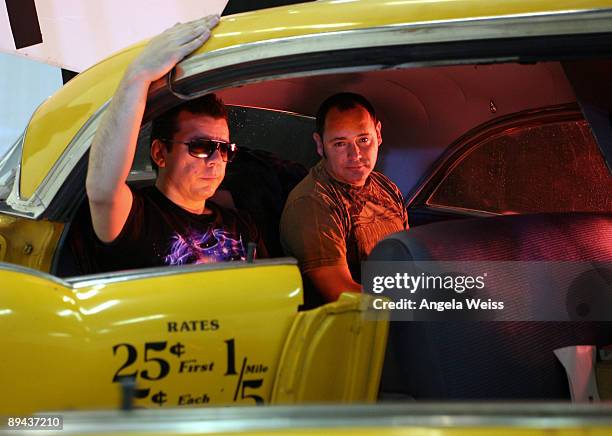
left=428, top=120, right=612, bottom=214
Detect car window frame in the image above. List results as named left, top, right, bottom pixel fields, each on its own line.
left=0, top=134, right=23, bottom=202
left=405, top=103, right=609, bottom=216
left=1, top=8, right=609, bottom=223
left=427, top=114, right=611, bottom=215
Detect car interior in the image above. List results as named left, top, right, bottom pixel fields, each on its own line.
left=48, top=57, right=612, bottom=400
left=54, top=59, right=611, bottom=271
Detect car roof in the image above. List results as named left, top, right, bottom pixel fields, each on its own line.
left=17, top=0, right=612, bottom=202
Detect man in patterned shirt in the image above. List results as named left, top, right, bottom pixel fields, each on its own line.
left=86, top=16, right=265, bottom=272
left=280, top=93, right=408, bottom=307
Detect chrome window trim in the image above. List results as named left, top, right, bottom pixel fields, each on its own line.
left=5, top=101, right=110, bottom=219
left=0, top=262, right=71, bottom=288
left=0, top=133, right=24, bottom=206
left=411, top=204, right=499, bottom=218
left=6, top=8, right=612, bottom=219
left=0, top=258, right=297, bottom=290
left=67, top=257, right=298, bottom=288
left=0, top=132, right=23, bottom=173
left=170, top=8, right=612, bottom=95
left=44, top=403, right=612, bottom=433
left=0, top=94, right=51, bottom=218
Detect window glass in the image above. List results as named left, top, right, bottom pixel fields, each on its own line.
left=428, top=120, right=612, bottom=213
left=0, top=135, right=23, bottom=201
left=129, top=106, right=317, bottom=180
left=229, top=106, right=318, bottom=168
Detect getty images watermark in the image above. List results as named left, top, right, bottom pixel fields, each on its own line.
left=361, top=261, right=612, bottom=321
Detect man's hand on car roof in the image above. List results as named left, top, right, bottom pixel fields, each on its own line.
left=126, top=15, right=220, bottom=84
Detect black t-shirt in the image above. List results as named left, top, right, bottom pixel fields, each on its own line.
left=95, top=186, right=266, bottom=272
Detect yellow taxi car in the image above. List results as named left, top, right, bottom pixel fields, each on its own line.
left=1, top=0, right=611, bottom=434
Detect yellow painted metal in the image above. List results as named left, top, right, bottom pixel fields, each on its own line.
left=0, top=263, right=305, bottom=414
left=19, top=45, right=144, bottom=199
left=0, top=262, right=396, bottom=415
left=205, top=0, right=612, bottom=51
left=0, top=234, right=6, bottom=261
left=18, top=0, right=612, bottom=199
left=56, top=429, right=612, bottom=436
left=0, top=215, right=63, bottom=271
left=233, top=430, right=612, bottom=436
left=272, top=293, right=388, bottom=403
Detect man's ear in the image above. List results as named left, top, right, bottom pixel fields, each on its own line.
left=375, top=120, right=382, bottom=146
left=313, top=132, right=325, bottom=158
left=150, top=139, right=167, bottom=169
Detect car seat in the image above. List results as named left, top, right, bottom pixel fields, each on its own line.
left=221, top=147, right=308, bottom=257
left=371, top=212, right=612, bottom=399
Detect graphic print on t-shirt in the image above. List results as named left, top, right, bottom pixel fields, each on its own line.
left=164, top=227, right=246, bottom=265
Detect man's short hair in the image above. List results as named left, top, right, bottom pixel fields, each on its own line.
left=150, top=93, right=228, bottom=172
left=315, top=92, right=377, bottom=137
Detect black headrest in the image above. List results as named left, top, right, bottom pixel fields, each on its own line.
left=370, top=212, right=612, bottom=262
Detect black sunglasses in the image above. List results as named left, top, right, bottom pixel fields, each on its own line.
left=161, top=138, right=238, bottom=162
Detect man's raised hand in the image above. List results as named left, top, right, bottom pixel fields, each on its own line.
left=126, top=15, right=220, bottom=84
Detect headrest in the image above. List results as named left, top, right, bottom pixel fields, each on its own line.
left=370, top=213, right=612, bottom=262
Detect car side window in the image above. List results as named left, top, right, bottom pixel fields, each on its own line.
left=0, top=135, right=22, bottom=201
left=427, top=120, right=612, bottom=214
left=229, top=106, right=318, bottom=168
left=128, top=106, right=317, bottom=181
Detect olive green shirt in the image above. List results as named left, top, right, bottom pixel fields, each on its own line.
left=280, top=160, right=408, bottom=283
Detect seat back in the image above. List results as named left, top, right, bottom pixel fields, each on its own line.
left=222, top=147, right=308, bottom=257
left=370, top=212, right=612, bottom=399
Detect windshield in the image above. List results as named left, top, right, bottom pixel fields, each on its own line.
left=0, top=133, right=22, bottom=201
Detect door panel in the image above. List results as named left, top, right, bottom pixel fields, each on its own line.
left=1, top=261, right=389, bottom=414
left=0, top=262, right=302, bottom=413
left=0, top=215, right=63, bottom=271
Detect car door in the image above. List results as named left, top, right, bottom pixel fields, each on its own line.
left=0, top=261, right=301, bottom=413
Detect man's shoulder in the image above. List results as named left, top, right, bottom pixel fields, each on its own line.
left=369, top=170, right=404, bottom=198
left=286, top=163, right=339, bottom=206
left=286, top=171, right=316, bottom=201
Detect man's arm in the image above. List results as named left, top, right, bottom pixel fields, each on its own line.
left=86, top=16, right=219, bottom=243
left=280, top=195, right=361, bottom=302
left=305, top=265, right=361, bottom=303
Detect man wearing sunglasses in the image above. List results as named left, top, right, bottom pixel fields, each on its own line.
left=86, top=16, right=265, bottom=271
left=280, top=93, right=408, bottom=308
